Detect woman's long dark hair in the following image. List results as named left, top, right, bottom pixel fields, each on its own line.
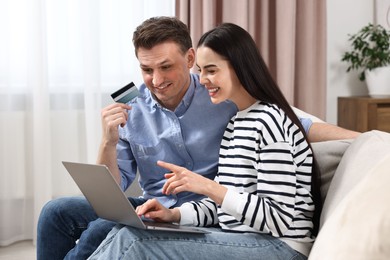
left=198, top=23, right=322, bottom=236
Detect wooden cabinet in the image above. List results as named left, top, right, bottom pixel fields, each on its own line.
left=338, top=96, right=390, bottom=133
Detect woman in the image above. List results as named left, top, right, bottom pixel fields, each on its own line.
left=88, top=23, right=322, bottom=260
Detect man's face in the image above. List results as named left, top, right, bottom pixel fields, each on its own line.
left=137, top=42, right=195, bottom=110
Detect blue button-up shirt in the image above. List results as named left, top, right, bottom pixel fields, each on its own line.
left=117, top=74, right=237, bottom=208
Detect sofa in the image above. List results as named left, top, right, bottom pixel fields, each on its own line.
left=308, top=130, right=390, bottom=259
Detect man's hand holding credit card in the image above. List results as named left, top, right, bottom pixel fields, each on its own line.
left=111, top=82, right=140, bottom=103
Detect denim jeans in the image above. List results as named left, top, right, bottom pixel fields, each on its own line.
left=88, top=225, right=307, bottom=260
left=36, top=196, right=146, bottom=260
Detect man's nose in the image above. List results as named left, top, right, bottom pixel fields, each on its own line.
left=152, top=71, right=163, bottom=86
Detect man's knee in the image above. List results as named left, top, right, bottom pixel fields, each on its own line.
left=39, top=197, right=79, bottom=219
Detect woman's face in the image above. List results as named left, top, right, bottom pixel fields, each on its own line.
left=196, top=46, right=243, bottom=105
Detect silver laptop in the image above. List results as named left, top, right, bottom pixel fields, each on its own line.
left=62, top=161, right=208, bottom=234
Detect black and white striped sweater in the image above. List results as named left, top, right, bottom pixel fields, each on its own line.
left=179, top=101, right=315, bottom=255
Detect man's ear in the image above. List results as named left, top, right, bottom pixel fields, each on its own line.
left=186, top=48, right=196, bottom=68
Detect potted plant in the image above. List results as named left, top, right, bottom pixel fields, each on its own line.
left=341, top=23, right=390, bottom=96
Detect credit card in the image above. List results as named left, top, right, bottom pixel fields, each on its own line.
left=111, top=82, right=140, bottom=103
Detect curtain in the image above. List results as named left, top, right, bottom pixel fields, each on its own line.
left=176, top=0, right=326, bottom=119
left=0, top=0, right=175, bottom=246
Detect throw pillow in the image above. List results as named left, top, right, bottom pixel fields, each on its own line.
left=309, top=153, right=390, bottom=259
left=319, top=130, right=390, bottom=226
left=309, top=130, right=390, bottom=259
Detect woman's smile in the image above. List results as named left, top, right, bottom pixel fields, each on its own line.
left=207, top=86, right=220, bottom=97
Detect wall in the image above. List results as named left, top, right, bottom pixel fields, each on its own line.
left=326, top=0, right=374, bottom=124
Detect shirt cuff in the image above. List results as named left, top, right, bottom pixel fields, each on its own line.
left=178, top=203, right=196, bottom=225
left=299, top=117, right=313, bottom=134
left=221, top=189, right=240, bottom=214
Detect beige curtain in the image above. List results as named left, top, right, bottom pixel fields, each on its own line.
left=176, top=0, right=326, bottom=119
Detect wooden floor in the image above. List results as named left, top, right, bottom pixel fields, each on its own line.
left=0, top=240, right=35, bottom=260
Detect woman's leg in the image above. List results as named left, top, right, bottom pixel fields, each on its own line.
left=88, top=226, right=307, bottom=260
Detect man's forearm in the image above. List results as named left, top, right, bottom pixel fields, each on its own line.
left=308, top=122, right=361, bottom=143
left=97, top=141, right=121, bottom=185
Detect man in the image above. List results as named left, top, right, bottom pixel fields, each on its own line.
left=36, top=16, right=359, bottom=260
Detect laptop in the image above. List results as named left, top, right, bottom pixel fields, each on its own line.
left=62, top=161, right=208, bottom=234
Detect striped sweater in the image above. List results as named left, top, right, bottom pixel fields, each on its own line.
left=179, top=101, right=315, bottom=255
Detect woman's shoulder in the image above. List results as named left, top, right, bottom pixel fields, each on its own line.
left=243, top=102, right=285, bottom=124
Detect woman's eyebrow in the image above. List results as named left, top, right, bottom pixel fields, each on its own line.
left=197, top=64, right=217, bottom=70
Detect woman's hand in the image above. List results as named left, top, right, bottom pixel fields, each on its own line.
left=135, top=198, right=181, bottom=223
left=158, top=160, right=228, bottom=205
left=158, top=161, right=212, bottom=195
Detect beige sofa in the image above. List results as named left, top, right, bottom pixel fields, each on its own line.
left=309, top=130, right=390, bottom=259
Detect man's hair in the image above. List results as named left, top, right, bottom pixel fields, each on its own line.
left=133, top=16, right=192, bottom=57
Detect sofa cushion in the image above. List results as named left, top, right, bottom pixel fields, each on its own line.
left=309, top=153, right=390, bottom=259
left=309, top=130, right=390, bottom=259
left=311, top=139, right=352, bottom=203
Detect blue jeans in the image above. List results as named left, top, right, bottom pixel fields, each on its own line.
left=88, top=225, right=307, bottom=260
left=36, top=196, right=146, bottom=260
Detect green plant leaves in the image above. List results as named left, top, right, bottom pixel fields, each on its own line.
left=341, top=23, right=390, bottom=81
